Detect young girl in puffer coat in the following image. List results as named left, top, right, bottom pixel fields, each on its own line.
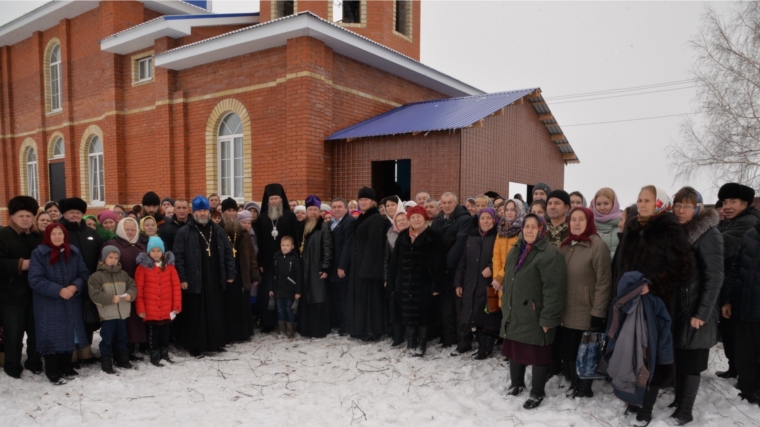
left=135, top=236, right=182, bottom=367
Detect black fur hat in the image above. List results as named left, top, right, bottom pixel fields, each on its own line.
left=718, top=183, right=755, bottom=204
left=8, top=196, right=39, bottom=216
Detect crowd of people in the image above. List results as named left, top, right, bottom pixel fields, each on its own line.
left=0, top=180, right=759, bottom=426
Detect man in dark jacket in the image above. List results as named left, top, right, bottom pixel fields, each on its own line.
left=58, top=197, right=101, bottom=364
left=717, top=183, right=760, bottom=378
left=345, top=187, right=389, bottom=341
left=431, top=191, right=476, bottom=349
left=723, top=219, right=760, bottom=403
left=328, top=197, right=355, bottom=334
left=0, top=196, right=43, bottom=378
left=173, top=196, right=236, bottom=357
left=141, top=191, right=167, bottom=227
left=159, top=199, right=189, bottom=252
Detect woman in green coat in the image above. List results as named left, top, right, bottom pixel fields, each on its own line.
left=496, top=213, right=567, bottom=409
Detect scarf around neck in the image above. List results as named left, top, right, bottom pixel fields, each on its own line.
left=515, top=214, right=547, bottom=273
left=561, top=207, right=598, bottom=248
left=43, top=223, right=71, bottom=266
left=592, top=188, right=621, bottom=223
left=498, top=199, right=526, bottom=238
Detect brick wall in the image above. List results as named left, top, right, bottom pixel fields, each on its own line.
left=331, top=131, right=462, bottom=201
left=260, top=0, right=421, bottom=60
left=460, top=102, right=565, bottom=198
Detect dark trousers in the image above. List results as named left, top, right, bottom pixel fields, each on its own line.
left=43, top=352, right=73, bottom=382
left=0, top=303, right=42, bottom=377
left=147, top=323, right=171, bottom=350
left=276, top=298, right=296, bottom=322
left=736, top=320, right=760, bottom=395
left=329, top=281, right=347, bottom=330
left=719, top=314, right=737, bottom=372
left=439, top=287, right=459, bottom=346
left=99, top=319, right=127, bottom=358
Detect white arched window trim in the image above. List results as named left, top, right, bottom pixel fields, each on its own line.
left=51, top=136, right=64, bottom=159
left=26, top=148, right=39, bottom=200
left=49, top=44, right=62, bottom=112
left=217, top=112, right=244, bottom=202
left=88, top=136, right=104, bottom=205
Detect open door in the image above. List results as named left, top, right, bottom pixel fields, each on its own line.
left=371, top=159, right=411, bottom=202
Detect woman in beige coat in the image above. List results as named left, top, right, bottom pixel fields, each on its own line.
left=559, top=207, right=611, bottom=398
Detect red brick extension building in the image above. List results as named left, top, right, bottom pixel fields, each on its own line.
left=0, top=0, right=577, bottom=220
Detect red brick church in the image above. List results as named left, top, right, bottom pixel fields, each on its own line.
left=0, top=0, right=577, bottom=218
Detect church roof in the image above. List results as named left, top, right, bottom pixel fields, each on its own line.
left=154, top=11, right=482, bottom=98
left=0, top=1, right=210, bottom=47
left=327, top=88, right=580, bottom=164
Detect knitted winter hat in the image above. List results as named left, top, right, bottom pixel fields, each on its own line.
left=533, top=183, right=551, bottom=197
left=238, top=210, right=253, bottom=222
left=243, top=201, right=261, bottom=213
left=547, top=190, right=571, bottom=206
left=101, top=245, right=120, bottom=262
left=147, top=236, right=165, bottom=254
left=97, top=209, right=118, bottom=224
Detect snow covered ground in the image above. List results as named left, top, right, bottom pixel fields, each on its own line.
left=0, top=333, right=758, bottom=427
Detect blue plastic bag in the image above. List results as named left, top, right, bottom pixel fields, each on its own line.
left=576, top=331, right=607, bottom=380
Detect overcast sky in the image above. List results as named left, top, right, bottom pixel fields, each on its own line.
left=0, top=1, right=735, bottom=205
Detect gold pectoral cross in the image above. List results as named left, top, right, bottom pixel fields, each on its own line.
left=206, top=246, right=212, bottom=256
left=232, top=247, right=237, bottom=258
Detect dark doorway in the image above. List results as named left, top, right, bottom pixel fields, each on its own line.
left=527, top=184, right=535, bottom=204
left=49, top=162, right=66, bottom=202
left=371, top=159, right=411, bottom=202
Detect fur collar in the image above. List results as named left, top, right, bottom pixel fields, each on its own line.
left=136, top=251, right=175, bottom=269
left=355, top=207, right=380, bottom=228
left=682, top=208, right=719, bottom=245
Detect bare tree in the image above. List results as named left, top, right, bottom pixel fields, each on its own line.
left=669, top=2, right=760, bottom=189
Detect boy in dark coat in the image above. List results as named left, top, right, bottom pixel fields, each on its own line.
left=269, top=236, right=302, bottom=338
left=0, top=196, right=43, bottom=378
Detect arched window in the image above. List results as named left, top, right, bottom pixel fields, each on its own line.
left=51, top=137, right=64, bottom=159
left=26, top=148, right=38, bottom=200
left=49, top=44, right=62, bottom=111
left=217, top=113, right=243, bottom=200
left=88, top=136, right=104, bottom=203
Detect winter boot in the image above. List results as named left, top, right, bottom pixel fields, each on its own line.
left=524, top=365, right=549, bottom=408
left=671, top=374, right=700, bottom=425
left=60, top=353, right=78, bottom=379
left=128, top=344, right=144, bottom=362
left=413, top=327, right=428, bottom=357
left=115, top=352, right=134, bottom=370
left=405, top=327, right=418, bottom=352
left=669, top=373, right=684, bottom=408
left=149, top=350, right=164, bottom=367
left=572, top=379, right=594, bottom=398
left=508, top=361, right=526, bottom=396
left=44, top=354, right=64, bottom=384
left=159, top=348, right=175, bottom=364
left=631, top=387, right=659, bottom=426
left=391, top=324, right=405, bottom=347
left=473, top=331, right=494, bottom=360
left=523, top=391, right=545, bottom=409
left=101, top=356, right=116, bottom=375
left=450, top=324, right=473, bottom=356
left=565, top=377, right=580, bottom=397
left=278, top=321, right=287, bottom=336
left=286, top=322, right=296, bottom=339
left=716, top=367, right=737, bottom=379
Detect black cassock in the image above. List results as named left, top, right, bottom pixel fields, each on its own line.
left=345, top=208, right=389, bottom=340
left=177, top=224, right=226, bottom=352
left=255, top=183, right=298, bottom=333
left=223, top=235, right=254, bottom=344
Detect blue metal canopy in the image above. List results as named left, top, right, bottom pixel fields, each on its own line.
left=326, top=88, right=538, bottom=141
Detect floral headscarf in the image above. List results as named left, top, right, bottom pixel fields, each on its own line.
left=515, top=214, right=548, bottom=273
left=498, top=199, right=526, bottom=239
left=638, top=185, right=673, bottom=225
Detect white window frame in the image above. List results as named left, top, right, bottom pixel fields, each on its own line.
left=51, top=137, right=65, bottom=159
left=49, top=45, right=62, bottom=112
left=217, top=113, right=244, bottom=202
left=88, top=137, right=105, bottom=205
left=137, top=57, right=153, bottom=82
left=26, top=148, right=39, bottom=200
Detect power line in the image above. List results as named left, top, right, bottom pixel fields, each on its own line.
left=545, top=78, right=698, bottom=100
left=550, top=86, right=697, bottom=104
left=562, top=112, right=700, bottom=127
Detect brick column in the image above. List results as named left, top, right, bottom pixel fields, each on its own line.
left=282, top=37, right=334, bottom=200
